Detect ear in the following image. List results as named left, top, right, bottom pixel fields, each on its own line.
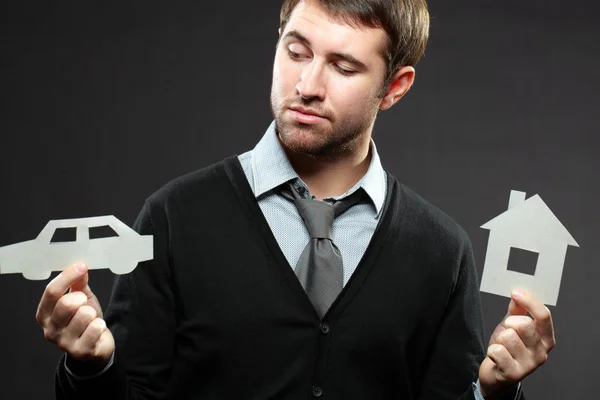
left=379, top=66, right=415, bottom=110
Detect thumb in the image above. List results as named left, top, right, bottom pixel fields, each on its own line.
left=69, top=263, right=104, bottom=318
left=69, top=263, right=93, bottom=297
left=506, top=295, right=527, bottom=318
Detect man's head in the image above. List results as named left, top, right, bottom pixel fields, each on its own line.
left=270, top=0, right=430, bottom=159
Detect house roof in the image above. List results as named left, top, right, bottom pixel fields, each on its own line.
left=481, top=194, right=579, bottom=246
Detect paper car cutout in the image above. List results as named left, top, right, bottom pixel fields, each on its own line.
left=0, top=215, right=153, bottom=280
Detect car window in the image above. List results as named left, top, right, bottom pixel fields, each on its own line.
left=89, top=225, right=119, bottom=239
left=50, top=227, right=77, bottom=243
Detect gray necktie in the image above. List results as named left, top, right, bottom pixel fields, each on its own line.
left=285, top=183, right=366, bottom=318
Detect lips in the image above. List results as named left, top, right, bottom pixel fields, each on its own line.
left=288, top=107, right=327, bottom=125
left=289, top=106, right=325, bottom=118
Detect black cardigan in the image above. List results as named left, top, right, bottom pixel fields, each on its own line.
left=55, top=155, right=516, bottom=399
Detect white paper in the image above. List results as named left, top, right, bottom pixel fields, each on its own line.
left=0, top=215, right=153, bottom=280
left=480, top=190, right=579, bottom=306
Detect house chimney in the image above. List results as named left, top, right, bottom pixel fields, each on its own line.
left=508, top=190, right=527, bottom=209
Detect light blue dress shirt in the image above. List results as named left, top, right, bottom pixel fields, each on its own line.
left=237, top=120, right=386, bottom=286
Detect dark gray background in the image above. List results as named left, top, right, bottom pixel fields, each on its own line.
left=1, top=0, right=598, bottom=398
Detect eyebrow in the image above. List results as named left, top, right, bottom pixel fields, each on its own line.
left=282, top=29, right=368, bottom=70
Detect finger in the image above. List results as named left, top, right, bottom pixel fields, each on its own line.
left=496, top=328, right=529, bottom=361
left=486, top=344, right=521, bottom=381
left=49, top=291, right=89, bottom=329
left=37, top=263, right=88, bottom=325
left=504, top=315, right=539, bottom=349
left=512, top=289, right=555, bottom=348
left=488, top=322, right=506, bottom=346
left=74, top=318, right=107, bottom=359
left=64, top=305, right=98, bottom=341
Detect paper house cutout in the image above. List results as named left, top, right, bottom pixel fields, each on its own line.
left=480, top=190, right=579, bottom=305
left=0, top=215, right=153, bottom=280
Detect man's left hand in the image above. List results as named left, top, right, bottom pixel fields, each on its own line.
left=478, top=289, right=556, bottom=399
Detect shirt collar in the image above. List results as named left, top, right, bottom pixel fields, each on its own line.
left=251, top=120, right=387, bottom=216
left=251, top=120, right=299, bottom=198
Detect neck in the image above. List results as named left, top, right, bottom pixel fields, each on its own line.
left=281, top=137, right=372, bottom=200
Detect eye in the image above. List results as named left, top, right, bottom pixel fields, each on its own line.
left=334, top=64, right=356, bottom=76
left=288, top=50, right=302, bottom=59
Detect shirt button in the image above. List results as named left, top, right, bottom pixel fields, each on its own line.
left=312, top=385, right=323, bottom=398
left=319, top=323, right=330, bottom=335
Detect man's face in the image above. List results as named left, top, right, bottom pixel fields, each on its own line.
left=270, top=0, right=389, bottom=158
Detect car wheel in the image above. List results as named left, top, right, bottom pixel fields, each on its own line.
left=110, top=262, right=138, bottom=275
left=23, top=270, right=51, bottom=280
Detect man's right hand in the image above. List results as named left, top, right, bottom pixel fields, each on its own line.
left=36, top=263, right=114, bottom=367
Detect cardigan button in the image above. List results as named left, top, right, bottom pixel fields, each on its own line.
left=319, top=323, right=330, bottom=335
left=312, top=385, right=323, bottom=397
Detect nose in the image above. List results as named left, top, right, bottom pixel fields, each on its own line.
left=295, top=60, right=326, bottom=101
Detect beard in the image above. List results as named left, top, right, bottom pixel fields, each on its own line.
left=270, top=89, right=380, bottom=159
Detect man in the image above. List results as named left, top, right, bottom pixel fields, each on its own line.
left=37, top=0, right=555, bottom=399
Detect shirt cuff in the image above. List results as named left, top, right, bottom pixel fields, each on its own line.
left=64, top=350, right=115, bottom=381
left=473, top=379, right=522, bottom=400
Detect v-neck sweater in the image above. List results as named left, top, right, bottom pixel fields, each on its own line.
left=56, top=155, right=486, bottom=400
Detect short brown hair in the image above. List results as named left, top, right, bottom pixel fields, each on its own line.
left=279, top=0, right=430, bottom=88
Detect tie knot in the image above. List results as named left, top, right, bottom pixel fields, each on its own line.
left=283, top=183, right=367, bottom=240
left=295, top=199, right=335, bottom=239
